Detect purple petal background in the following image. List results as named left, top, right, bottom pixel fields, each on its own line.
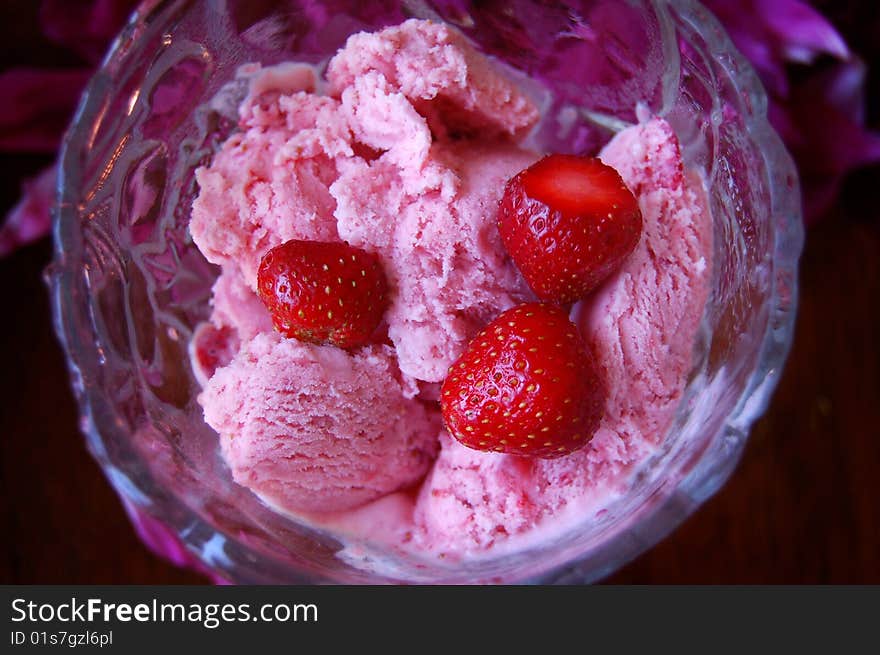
left=703, top=0, right=880, bottom=223
left=0, top=165, right=56, bottom=257
left=121, top=499, right=229, bottom=585
left=0, top=0, right=877, bottom=581
left=0, top=0, right=138, bottom=255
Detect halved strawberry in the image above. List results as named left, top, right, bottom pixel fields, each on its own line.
left=497, top=154, right=642, bottom=304
left=256, top=239, right=388, bottom=349
left=440, top=302, right=605, bottom=459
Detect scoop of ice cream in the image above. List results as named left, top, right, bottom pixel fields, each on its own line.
left=191, top=18, right=541, bottom=385
left=327, top=22, right=540, bottom=382
left=190, top=89, right=348, bottom=288
left=200, top=333, right=440, bottom=513
left=413, top=117, right=713, bottom=551
left=413, top=433, right=542, bottom=550
left=581, top=117, right=711, bottom=446
left=210, top=268, right=273, bottom=342
left=189, top=269, right=273, bottom=385
left=326, top=18, right=539, bottom=140
left=332, top=138, right=538, bottom=382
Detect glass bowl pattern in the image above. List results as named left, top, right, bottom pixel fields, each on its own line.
left=49, top=0, right=803, bottom=583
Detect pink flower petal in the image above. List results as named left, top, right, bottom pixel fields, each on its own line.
left=0, top=165, right=57, bottom=257
left=706, top=0, right=880, bottom=223
left=774, top=63, right=880, bottom=222
left=757, top=0, right=849, bottom=62
left=704, top=0, right=849, bottom=99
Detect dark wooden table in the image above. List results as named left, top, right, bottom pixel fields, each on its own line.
left=1, top=2, right=878, bottom=585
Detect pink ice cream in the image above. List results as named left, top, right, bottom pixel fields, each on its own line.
left=412, top=118, right=712, bottom=552
left=189, top=18, right=712, bottom=557
left=201, top=334, right=439, bottom=513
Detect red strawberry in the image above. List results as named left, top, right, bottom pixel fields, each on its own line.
left=497, top=154, right=642, bottom=304
left=440, top=303, right=605, bottom=459
left=256, top=239, right=388, bottom=349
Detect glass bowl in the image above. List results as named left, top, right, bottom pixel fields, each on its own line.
left=49, top=0, right=803, bottom=583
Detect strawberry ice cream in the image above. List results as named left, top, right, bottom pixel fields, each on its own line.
left=188, top=18, right=712, bottom=559
left=201, top=334, right=439, bottom=513
left=412, top=118, right=711, bottom=552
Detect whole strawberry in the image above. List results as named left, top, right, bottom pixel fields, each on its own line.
left=256, top=239, right=388, bottom=349
left=440, top=303, right=605, bottom=459
left=497, top=154, right=642, bottom=304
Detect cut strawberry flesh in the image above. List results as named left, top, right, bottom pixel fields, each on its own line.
left=522, top=154, right=632, bottom=216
